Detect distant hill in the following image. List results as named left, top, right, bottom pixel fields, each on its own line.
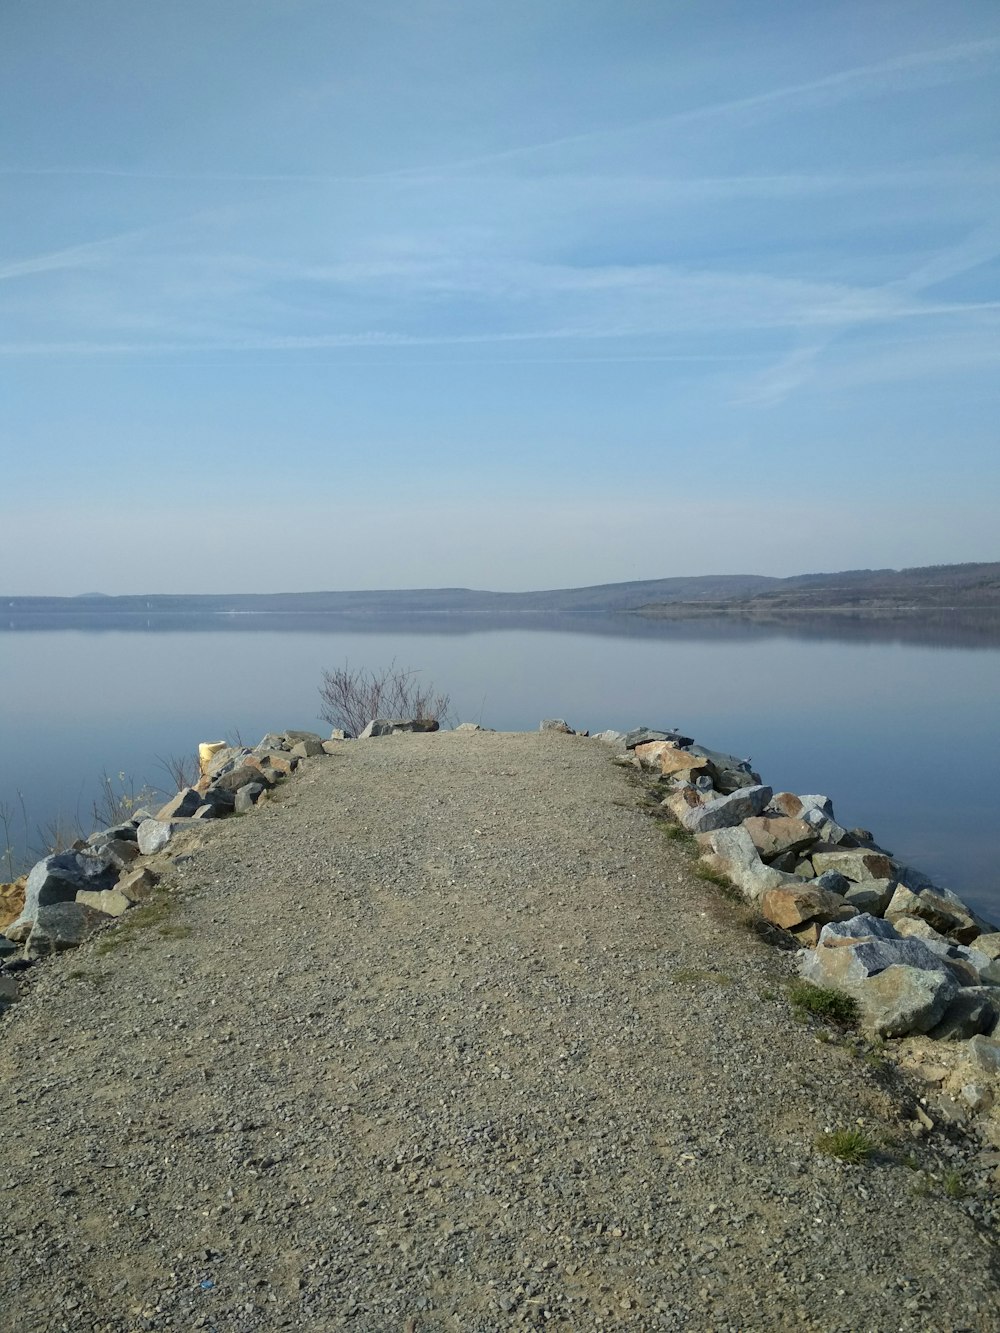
left=3, top=562, right=998, bottom=626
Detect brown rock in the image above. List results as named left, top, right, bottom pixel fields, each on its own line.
left=770, top=792, right=804, bottom=818
left=634, top=742, right=709, bottom=779
left=743, top=815, right=817, bottom=863
left=760, top=885, right=855, bottom=933
left=811, top=849, right=895, bottom=882
left=76, top=888, right=131, bottom=917
left=115, top=866, right=159, bottom=903
left=0, top=877, right=27, bottom=933
left=661, top=788, right=705, bottom=822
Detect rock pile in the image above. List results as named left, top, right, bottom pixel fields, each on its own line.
left=602, top=724, right=1000, bottom=1052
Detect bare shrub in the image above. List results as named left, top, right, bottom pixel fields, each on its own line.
left=318, top=660, right=451, bottom=737
left=156, top=752, right=197, bottom=793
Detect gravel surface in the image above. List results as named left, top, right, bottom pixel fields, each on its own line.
left=1, top=729, right=997, bottom=1332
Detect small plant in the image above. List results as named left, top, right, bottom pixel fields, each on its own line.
left=318, top=659, right=451, bottom=737
left=156, top=752, right=197, bottom=793
left=694, top=863, right=732, bottom=890
left=92, top=770, right=159, bottom=829
left=671, top=967, right=733, bottom=987
left=658, top=822, right=694, bottom=844
left=815, top=1128, right=876, bottom=1164
left=942, top=1169, right=967, bottom=1200
left=788, top=980, right=859, bottom=1027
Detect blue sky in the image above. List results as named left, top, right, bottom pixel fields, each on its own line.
left=2, top=0, right=998, bottom=593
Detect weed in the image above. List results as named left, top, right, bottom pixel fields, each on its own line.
left=318, top=659, right=451, bottom=737
left=912, top=1174, right=933, bottom=1198
left=758, top=987, right=779, bottom=1002
left=942, top=1170, right=967, bottom=1200
left=814, top=1128, right=876, bottom=1164
left=788, top=979, right=859, bottom=1027
left=659, top=822, right=694, bottom=844
left=694, top=863, right=733, bottom=890
left=66, top=969, right=109, bottom=988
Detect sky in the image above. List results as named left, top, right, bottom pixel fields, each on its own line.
left=1, top=0, right=998, bottom=594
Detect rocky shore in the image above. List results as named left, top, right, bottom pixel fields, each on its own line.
left=1, top=718, right=999, bottom=1328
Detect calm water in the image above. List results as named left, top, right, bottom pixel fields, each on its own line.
left=1, top=615, right=998, bottom=920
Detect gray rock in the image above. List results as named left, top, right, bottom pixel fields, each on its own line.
left=811, top=849, right=895, bottom=882
left=623, top=728, right=693, bottom=750
left=136, top=818, right=205, bottom=856
left=0, top=935, right=19, bottom=958
left=967, top=1034, right=1000, bottom=1073
left=234, top=783, right=265, bottom=814
left=282, top=729, right=324, bottom=745
left=813, top=870, right=851, bottom=896
left=886, top=883, right=981, bottom=945
left=540, top=719, right=575, bottom=734
left=701, top=826, right=802, bottom=903
left=24, top=902, right=111, bottom=960
left=6, top=850, right=119, bottom=936
left=155, top=787, right=204, bottom=820
left=198, top=787, right=236, bottom=814
left=359, top=718, right=440, bottom=738
left=116, top=867, right=158, bottom=903
left=857, top=965, right=959, bottom=1038
left=927, top=989, right=999, bottom=1041
left=87, top=821, right=139, bottom=846
left=681, top=784, right=772, bottom=834
left=210, top=764, right=274, bottom=794
left=204, top=746, right=252, bottom=779
left=803, top=920, right=956, bottom=985
left=255, top=732, right=287, bottom=752
left=843, top=878, right=896, bottom=916
left=192, top=804, right=220, bottom=819
left=290, top=738, right=325, bottom=758
left=76, top=888, right=132, bottom=917
left=683, top=746, right=760, bottom=793
left=590, top=729, right=624, bottom=744
left=328, top=728, right=350, bottom=741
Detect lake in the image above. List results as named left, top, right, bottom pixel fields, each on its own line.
left=1, top=613, right=998, bottom=921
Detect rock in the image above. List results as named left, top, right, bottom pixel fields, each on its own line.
left=289, top=738, right=325, bottom=759
left=634, top=742, right=711, bottom=780
left=137, top=818, right=205, bottom=856
left=683, top=746, right=760, bottom=793
left=116, top=867, right=159, bottom=902
left=539, top=719, right=575, bottom=734
left=813, top=869, right=851, bottom=895
left=6, top=851, right=118, bottom=937
left=843, top=877, right=895, bottom=916
left=886, top=883, right=981, bottom=945
left=282, top=730, right=324, bottom=745
left=893, top=919, right=997, bottom=986
left=966, top=1035, right=1000, bottom=1074
left=76, top=888, right=132, bottom=917
left=681, top=785, right=772, bottom=834
left=793, top=858, right=816, bottom=880
left=234, top=783, right=265, bottom=813
left=760, top=885, right=856, bottom=933
left=203, top=745, right=251, bottom=779
left=0, top=935, right=19, bottom=957
left=248, top=751, right=296, bottom=777
left=97, top=838, right=141, bottom=870
left=623, top=727, right=693, bottom=750
left=959, top=1082, right=993, bottom=1112
left=255, top=733, right=287, bottom=752
left=810, top=849, right=895, bottom=882
left=154, top=787, right=204, bottom=820
left=743, top=815, right=817, bottom=863
left=455, top=722, right=484, bottom=732
left=976, top=934, right=1000, bottom=962
left=88, top=821, right=139, bottom=846
left=210, top=764, right=275, bottom=794
left=700, top=825, right=802, bottom=903
left=662, top=786, right=707, bottom=821
left=328, top=728, right=349, bottom=740
left=802, top=914, right=963, bottom=987
left=192, top=804, right=219, bottom=819
left=0, top=878, right=27, bottom=932
left=321, top=741, right=344, bottom=755
left=359, top=718, right=440, bottom=738
left=590, top=729, right=624, bottom=744
left=197, top=787, right=237, bottom=814
left=927, top=990, right=999, bottom=1041
left=856, top=965, right=959, bottom=1038
left=23, top=902, right=111, bottom=960
left=809, top=818, right=859, bottom=848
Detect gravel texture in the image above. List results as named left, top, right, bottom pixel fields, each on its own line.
left=0, top=729, right=997, bottom=1331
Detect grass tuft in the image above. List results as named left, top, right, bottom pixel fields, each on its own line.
left=815, top=1127, right=876, bottom=1164
left=788, top=979, right=859, bottom=1027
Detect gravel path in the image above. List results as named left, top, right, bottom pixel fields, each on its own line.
left=0, top=730, right=997, bottom=1332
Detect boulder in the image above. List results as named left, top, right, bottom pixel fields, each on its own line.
left=23, top=902, right=111, bottom=960
left=539, top=719, right=575, bottom=734
left=96, top=838, right=141, bottom=870
left=248, top=751, right=296, bottom=777
left=927, top=990, right=999, bottom=1041
left=136, top=818, right=205, bottom=856
left=682, top=746, right=759, bottom=793
left=203, top=745, right=251, bottom=779
left=282, top=729, right=324, bottom=745
left=843, top=878, right=896, bottom=916
left=886, top=883, right=981, bottom=945
left=858, top=965, right=959, bottom=1038
left=87, top=821, right=139, bottom=846
left=623, top=728, right=693, bottom=750
left=255, top=733, right=287, bottom=752
left=155, top=787, right=204, bottom=821
left=634, top=742, right=711, bottom=780
left=6, top=850, right=118, bottom=937
left=743, top=815, right=816, bottom=863
left=976, top=934, right=1000, bottom=962
left=321, top=740, right=344, bottom=755
left=76, top=888, right=132, bottom=917
left=760, top=885, right=856, bottom=933
left=234, top=782, right=265, bottom=813
left=197, top=787, right=237, bottom=814
left=116, top=866, right=159, bottom=902
left=662, top=786, right=707, bottom=822
left=590, top=729, right=624, bottom=744
left=0, top=878, right=26, bottom=933
left=328, top=728, right=350, bottom=741
left=289, top=738, right=325, bottom=759
left=359, top=718, right=440, bottom=738
left=210, top=764, right=275, bottom=794
left=681, top=784, right=772, bottom=834
left=700, top=825, right=802, bottom=903
left=967, top=1035, right=1000, bottom=1074
left=810, top=849, right=895, bottom=882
